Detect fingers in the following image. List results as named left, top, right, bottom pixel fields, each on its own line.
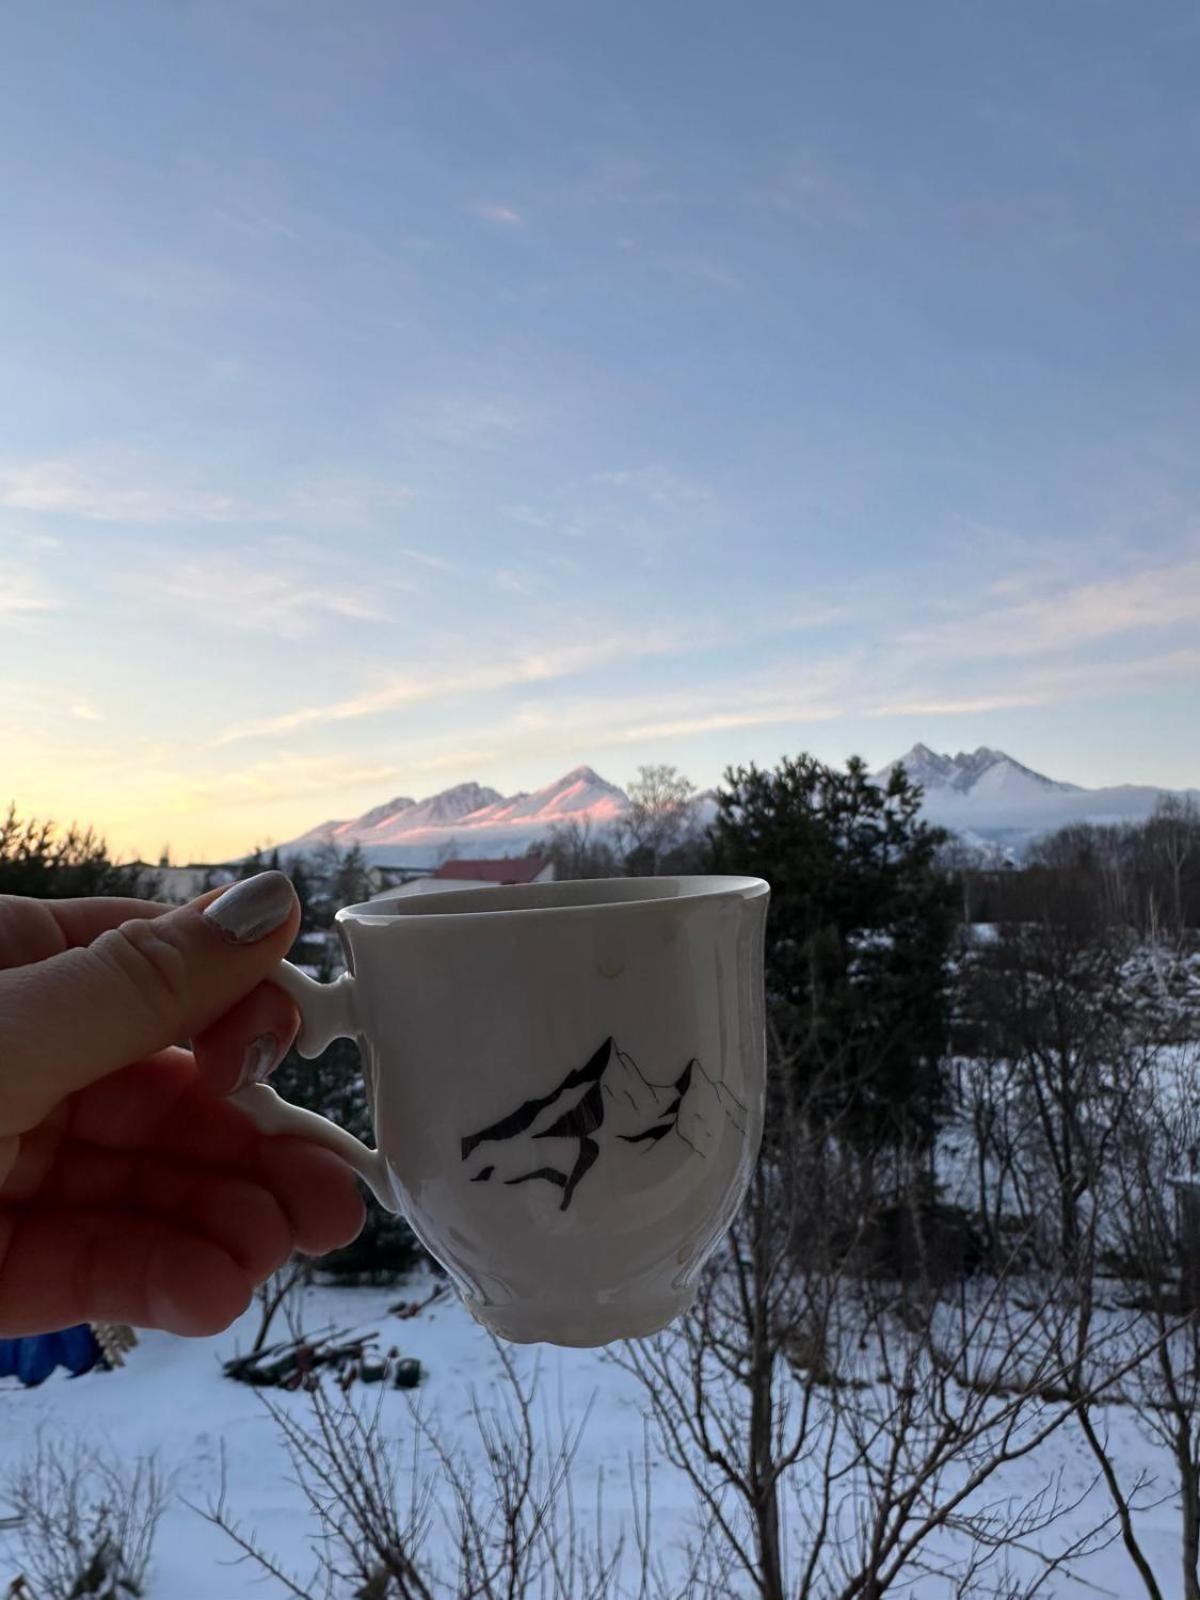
left=0, top=872, right=300, bottom=1136
left=0, top=1127, right=365, bottom=1336
left=253, top=1139, right=366, bottom=1256
left=14, top=1112, right=364, bottom=1261
left=0, top=895, right=167, bottom=971
left=191, top=981, right=301, bottom=1095
left=0, top=1208, right=256, bottom=1337
left=26, top=1051, right=365, bottom=1255
left=67, top=1053, right=267, bottom=1160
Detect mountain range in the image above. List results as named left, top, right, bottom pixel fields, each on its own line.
left=278, top=748, right=1198, bottom=866
left=285, top=765, right=629, bottom=864
left=873, top=745, right=1197, bottom=859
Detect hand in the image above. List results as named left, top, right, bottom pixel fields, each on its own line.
left=0, top=872, right=365, bottom=1338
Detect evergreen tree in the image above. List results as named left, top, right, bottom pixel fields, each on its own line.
left=0, top=806, right=157, bottom=899
left=331, top=843, right=371, bottom=908
left=283, top=852, right=318, bottom=932
left=271, top=1035, right=424, bottom=1282
left=709, top=755, right=955, bottom=1148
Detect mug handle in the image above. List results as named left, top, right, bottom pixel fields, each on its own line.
left=226, top=960, right=397, bottom=1212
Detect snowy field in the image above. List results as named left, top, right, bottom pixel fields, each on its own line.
left=0, top=1271, right=1191, bottom=1599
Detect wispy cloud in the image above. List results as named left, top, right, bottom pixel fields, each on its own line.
left=616, top=237, right=740, bottom=291
left=212, top=596, right=861, bottom=749
left=213, top=626, right=698, bottom=745
left=0, top=566, right=58, bottom=618
left=89, top=252, right=256, bottom=313
left=0, top=453, right=259, bottom=525
left=171, top=753, right=417, bottom=814
left=746, top=158, right=869, bottom=228
left=398, top=546, right=461, bottom=574
left=905, top=554, right=1200, bottom=660
left=493, top=568, right=538, bottom=597
left=0, top=452, right=415, bottom=531
left=404, top=394, right=536, bottom=448
left=470, top=203, right=523, bottom=226
left=288, top=474, right=414, bottom=528
left=864, top=643, right=1200, bottom=720
left=137, top=554, right=387, bottom=639
left=596, top=465, right=714, bottom=507
left=365, top=636, right=1200, bottom=781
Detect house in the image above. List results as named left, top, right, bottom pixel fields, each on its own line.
left=365, top=863, right=434, bottom=896
left=370, top=855, right=555, bottom=901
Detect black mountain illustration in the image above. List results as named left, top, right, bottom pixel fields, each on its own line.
left=460, top=1036, right=747, bottom=1211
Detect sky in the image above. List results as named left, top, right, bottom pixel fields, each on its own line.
left=1, top=1, right=1198, bottom=862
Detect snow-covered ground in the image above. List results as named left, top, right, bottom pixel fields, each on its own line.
left=0, top=1274, right=1192, bottom=1599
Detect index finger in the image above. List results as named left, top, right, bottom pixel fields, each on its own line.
left=0, top=895, right=169, bottom=971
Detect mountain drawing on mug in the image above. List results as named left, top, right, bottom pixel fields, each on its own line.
left=460, top=1036, right=749, bottom=1211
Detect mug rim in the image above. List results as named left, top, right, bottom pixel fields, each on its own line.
left=336, top=873, right=768, bottom=925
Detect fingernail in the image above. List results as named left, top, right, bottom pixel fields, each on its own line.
left=203, top=871, right=296, bottom=945
left=238, top=1033, right=280, bottom=1089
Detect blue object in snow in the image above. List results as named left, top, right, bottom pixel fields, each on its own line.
left=0, top=1325, right=104, bottom=1387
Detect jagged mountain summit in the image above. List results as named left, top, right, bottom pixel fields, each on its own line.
left=278, top=750, right=1196, bottom=868
left=875, top=744, right=1196, bottom=854
left=875, top=744, right=1082, bottom=800
left=282, top=766, right=628, bottom=864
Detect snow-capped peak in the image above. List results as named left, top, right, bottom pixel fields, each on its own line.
left=391, top=782, right=505, bottom=832
left=277, top=768, right=631, bottom=863
left=877, top=745, right=1080, bottom=798
left=353, top=795, right=416, bottom=831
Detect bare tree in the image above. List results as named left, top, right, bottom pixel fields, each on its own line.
left=247, top=1258, right=310, bottom=1356
left=616, top=766, right=698, bottom=876
left=1062, top=1045, right=1200, bottom=1600
left=529, top=820, right=620, bottom=882
left=1149, top=795, right=1199, bottom=935
left=958, top=917, right=1137, bottom=1265
left=614, top=1056, right=1125, bottom=1599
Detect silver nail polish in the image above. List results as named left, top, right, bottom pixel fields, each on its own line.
left=239, top=1033, right=280, bottom=1088
left=203, top=871, right=296, bottom=945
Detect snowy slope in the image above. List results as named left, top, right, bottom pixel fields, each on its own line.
left=277, top=749, right=1196, bottom=869
left=876, top=743, right=1082, bottom=799
left=876, top=744, right=1198, bottom=856
left=0, top=1277, right=1184, bottom=1599
left=279, top=767, right=629, bottom=865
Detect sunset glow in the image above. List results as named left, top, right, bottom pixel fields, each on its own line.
left=1, top=4, right=1196, bottom=863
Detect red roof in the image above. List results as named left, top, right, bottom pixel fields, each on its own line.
left=432, top=856, right=547, bottom=885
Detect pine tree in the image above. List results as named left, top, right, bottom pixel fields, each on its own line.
left=0, top=806, right=156, bottom=899
left=284, top=852, right=318, bottom=933
left=709, top=754, right=955, bottom=1148
left=332, top=843, right=371, bottom=908
left=270, top=1036, right=424, bottom=1282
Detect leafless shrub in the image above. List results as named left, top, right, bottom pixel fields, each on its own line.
left=248, top=1258, right=311, bottom=1356
left=199, top=1341, right=650, bottom=1599
left=2, top=1432, right=168, bottom=1600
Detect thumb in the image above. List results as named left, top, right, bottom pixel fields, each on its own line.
left=0, top=871, right=301, bottom=1135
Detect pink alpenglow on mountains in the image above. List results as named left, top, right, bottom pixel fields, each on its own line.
left=284, top=767, right=629, bottom=865
left=278, top=749, right=1198, bottom=869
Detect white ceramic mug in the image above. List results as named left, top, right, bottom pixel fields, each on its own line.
left=231, top=875, right=769, bottom=1347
